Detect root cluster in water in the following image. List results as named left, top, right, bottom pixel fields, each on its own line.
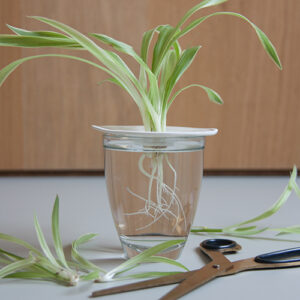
left=126, top=153, right=187, bottom=232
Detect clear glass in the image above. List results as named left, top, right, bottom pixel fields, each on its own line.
left=103, top=134, right=205, bottom=259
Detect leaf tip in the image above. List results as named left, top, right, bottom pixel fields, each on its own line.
left=33, top=214, right=40, bottom=229
left=28, top=16, right=44, bottom=22
left=276, top=60, right=283, bottom=71
left=55, top=194, right=60, bottom=203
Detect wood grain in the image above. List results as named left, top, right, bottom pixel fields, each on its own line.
left=0, top=0, right=299, bottom=170
left=0, top=0, right=23, bottom=170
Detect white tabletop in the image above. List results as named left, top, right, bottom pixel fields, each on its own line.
left=0, top=175, right=299, bottom=300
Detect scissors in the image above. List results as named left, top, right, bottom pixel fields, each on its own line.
left=90, top=238, right=300, bottom=299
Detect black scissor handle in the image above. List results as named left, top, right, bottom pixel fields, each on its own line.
left=201, top=239, right=237, bottom=250
left=255, top=247, right=300, bottom=264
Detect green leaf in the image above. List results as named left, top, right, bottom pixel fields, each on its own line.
left=234, top=226, right=258, bottom=232
left=80, top=271, right=101, bottom=281
left=0, top=248, right=23, bottom=261
left=254, top=25, right=282, bottom=69
left=4, top=271, right=55, bottom=279
left=293, top=182, right=300, bottom=198
left=272, top=225, right=300, bottom=235
left=143, top=256, right=189, bottom=271
left=176, top=12, right=282, bottom=70
left=139, top=26, right=160, bottom=92
left=141, top=27, right=158, bottom=63
left=0, top=256, right=35, bottom=278
left=7, top=24, right=71, bottom=39
left=224, top=167, right=297, bottom=230
left=0, top=53, right=118, bottom=88
left=109, top=271, right=182, bottom=281
left=173, top=40, right=182, bottom=60
left=34, top=215, right=60, bottom=268
left=30, top=16, right=115, bottom=64
left=90, top=33, right=136, bottom=56
left=0, top=249, right=17, bottom=265
left=102, top=239, right=184, bottom=281
left=192, top=167, right=300, bottom=238
left=73, top=233, right=98, bottom=246
left=163, top=46, right=201, bottom=103
left=0, top=34, right=81, bottom=48
left=190, top=227, right=223, bottom=233
left=51, top=196, right=69, bottom=269
left=0, top=248, right=58, bottom=278
left=224, top=226, right=269, bottom=236
left=98, top=77, right=125, bottom=89
left=176, top=0, right=228, bottom=29
left=71, top=233, right=105, bottom=273
left=200, top=85, right=223, bottom=104
left=167, top=84, right=223, bottom=110
left=0, top=233, right=41, bottom=256
left=0, top=257, right=11, bottom=265
left=152, top=25, right=175, bottom=73
left=159, top=49, right=178, bottom=95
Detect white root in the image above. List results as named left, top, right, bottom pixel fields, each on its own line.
left=165, top=155, right=187, bottom=231
left=126, top=153, right=186, bottom=232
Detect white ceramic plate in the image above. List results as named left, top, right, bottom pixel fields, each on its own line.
left=92, top=125, right=218, bottom=137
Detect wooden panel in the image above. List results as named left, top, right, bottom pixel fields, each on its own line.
left=0, top=0, right=23, bottom=170
left=0, top=0, right=299, bottom=170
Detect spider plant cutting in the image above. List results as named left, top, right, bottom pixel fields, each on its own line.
left=0, top=196, right=188, bottom=285
left=0, top=0, right=281, bottom=258
left=192, top=166, right=300, bottom=237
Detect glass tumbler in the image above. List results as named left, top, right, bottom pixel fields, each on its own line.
left=94, top=125, right=217, bottom=259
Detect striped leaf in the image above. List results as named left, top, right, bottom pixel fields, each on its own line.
left=71, top=233, right=105, bottom=273
left=0, top=256, right=35, bottom=278
left=7, top=24, right=71, bottom=39
left=176, top=12, right=282, bottom=69
left=143, top=256, right=189, bottom=271
left=163, top=46, right=200, bottom=103
left=108, top=271, right=182, bottom=281
left=34, top=216, right=60, bottom=268
left=0, top=54, right=118, bottom=88
left=0, top=233, right=41, bottom=256
left=152, top=25, right=175, bottom=73
left=5, top=271, right=55, bottom=279
left=167, top=84, right=223, bottom=110
left=51, top=196, right=69, bottom=269
left=102, top=239, right=185, bottom=281
left=0, top=35, right=80, bottom=48
left=225, top=166, right=297, bottom=230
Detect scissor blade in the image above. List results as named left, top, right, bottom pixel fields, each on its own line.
left=160, top=261, right=233, bottom=300
left=90, top=271, right=193, bottom=298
